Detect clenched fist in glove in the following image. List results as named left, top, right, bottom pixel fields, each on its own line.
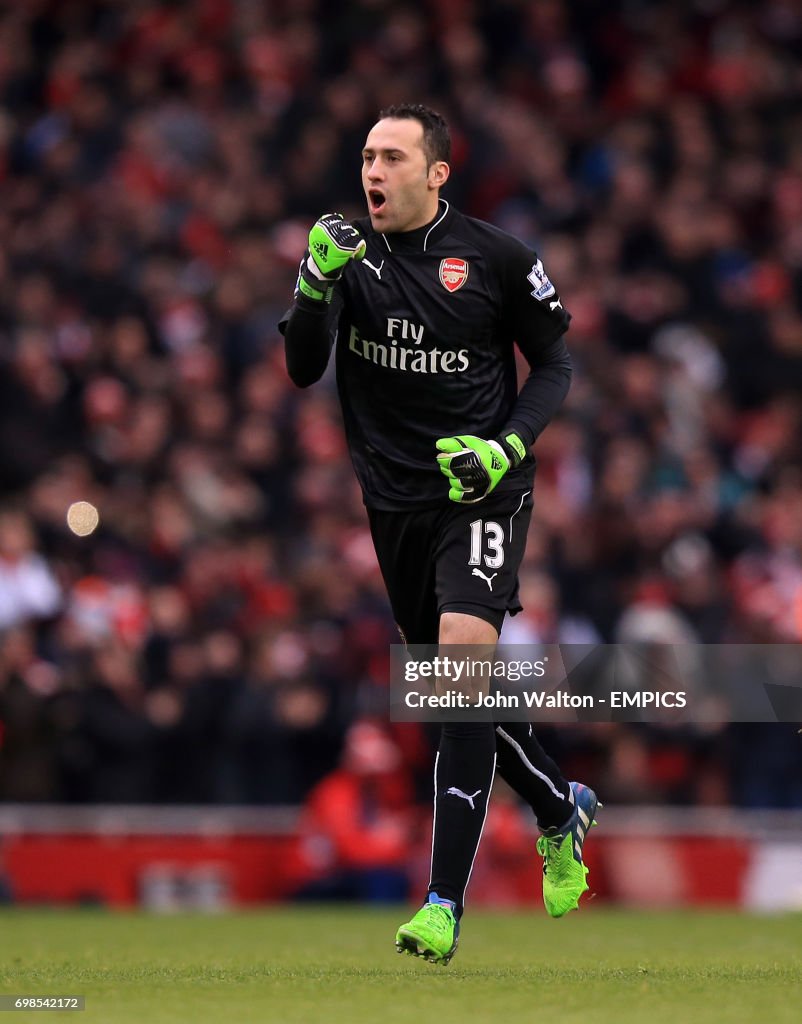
left=296, top=213, right=367, bottom=303
left=436, top=432, right=527, bottom=504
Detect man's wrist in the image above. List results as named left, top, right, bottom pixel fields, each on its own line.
left=495, top=431, right=527, bottom=468
left=297, top=250, right=336, bottom=304
left=297, top=275, right=332, bottom=303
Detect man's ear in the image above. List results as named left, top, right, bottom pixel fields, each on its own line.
left=428, top=160, right=450, bottom=190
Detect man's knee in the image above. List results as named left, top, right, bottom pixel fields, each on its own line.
left=438, top=610, right=498, bottom=645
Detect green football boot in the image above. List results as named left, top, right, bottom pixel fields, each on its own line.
left=537, top=781, right=601, bottom=918
left=395, top=893, right=460, bottom=965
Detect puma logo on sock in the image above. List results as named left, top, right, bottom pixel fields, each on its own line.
left=446, top=787, right=482, bottom=810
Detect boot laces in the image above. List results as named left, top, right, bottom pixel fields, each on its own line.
left=426, top=903, right=454, bottom=938
left=537, top=832, right=571, bottom=880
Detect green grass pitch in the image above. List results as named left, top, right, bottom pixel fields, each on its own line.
left=0, top=907, right=800, bottom=1023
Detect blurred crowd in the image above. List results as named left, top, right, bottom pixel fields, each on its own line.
left=1, top=0, right=801, bottom=810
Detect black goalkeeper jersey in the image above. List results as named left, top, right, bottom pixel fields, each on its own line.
left=280, top=199, right=572, bottom=510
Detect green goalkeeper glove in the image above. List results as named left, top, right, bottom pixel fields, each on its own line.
left=296, top=213, right=367, bottom=303
left=435, top=432, right=527, bottom=504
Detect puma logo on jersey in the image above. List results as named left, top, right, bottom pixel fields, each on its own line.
left=446, top=787, right=482, bottom=810
left=472, top=568, right=498, bottom=591
left=363, top=257, right=385, bottom=280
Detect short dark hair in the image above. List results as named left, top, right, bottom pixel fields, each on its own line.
left=378, top=104, right=450, bottom=166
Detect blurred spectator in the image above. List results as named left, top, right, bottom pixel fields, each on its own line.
left=219, top=629, right=345, bottom=804
left=0, top=510, right=61, bottom=630
left=71, top=640, right=165, bottom=803
left=294, top=720, right=413, bottom=902
left=0, top=627, right=62, bottom=800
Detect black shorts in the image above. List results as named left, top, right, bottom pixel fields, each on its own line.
left=367, top=489, right=533, bottom=643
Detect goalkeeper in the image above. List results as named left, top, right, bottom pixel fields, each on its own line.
left=280, top=104, right=599, bottom=965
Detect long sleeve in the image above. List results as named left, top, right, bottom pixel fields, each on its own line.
left=502, top=333, right=572, bottom=447
left=497, top=242, right=573, bottom=448
left=279, top=293, right=341, bottom=388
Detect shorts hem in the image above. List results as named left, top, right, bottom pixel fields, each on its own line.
left=439, top=601, right=519, bottom=635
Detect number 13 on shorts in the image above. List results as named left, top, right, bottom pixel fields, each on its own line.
left=468, top=519, right=505, bottom=568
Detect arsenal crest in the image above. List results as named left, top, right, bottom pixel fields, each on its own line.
left=439, top=257, right=469, bottom=293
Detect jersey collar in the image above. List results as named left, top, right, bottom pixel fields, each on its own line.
left=379, top=199, right=452, bottom=254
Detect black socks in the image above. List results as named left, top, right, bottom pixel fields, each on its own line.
left=494, top=720, right=572, bottom=830
left=428, top=722, right=496, bottom=915
left=427, top=719, right=572, bottom=915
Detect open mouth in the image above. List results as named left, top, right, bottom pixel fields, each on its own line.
left=368, top=189, right=386, bottom=214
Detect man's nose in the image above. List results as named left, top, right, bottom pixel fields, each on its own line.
left=367, top=158, right=384, bottom=181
